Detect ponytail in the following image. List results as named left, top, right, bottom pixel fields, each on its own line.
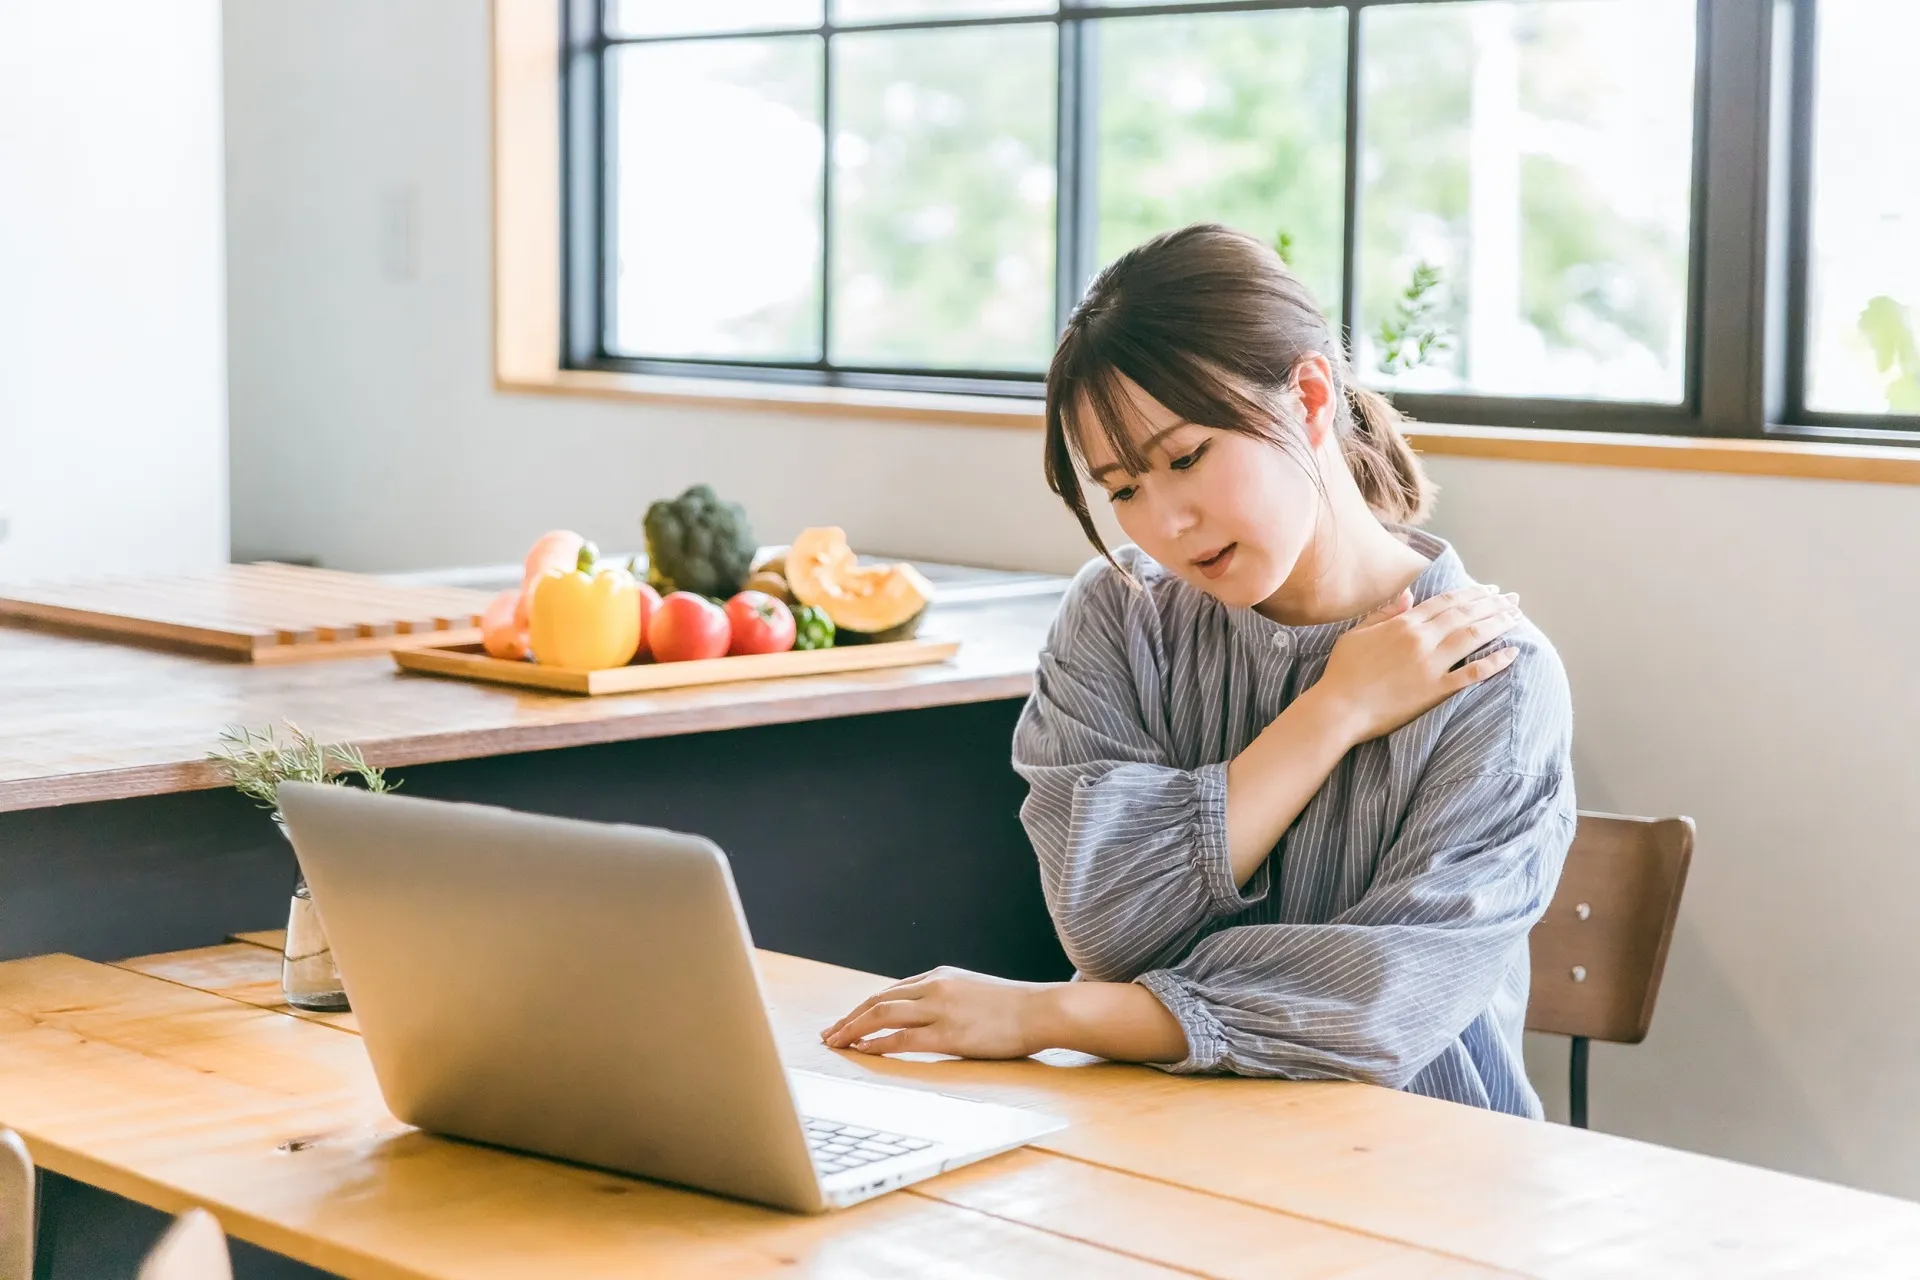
left=1340, top=383, right=1434, bottom=526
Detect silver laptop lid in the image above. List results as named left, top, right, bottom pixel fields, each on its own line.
left=277, top=782, right=823, bottom=1211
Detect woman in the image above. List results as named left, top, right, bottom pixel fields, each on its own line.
left=823, top=224, right=1575, bottom=1117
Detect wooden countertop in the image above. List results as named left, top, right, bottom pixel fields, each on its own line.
left=3, top=936, right=1916, bottom=1278
left=0, top=595, right=1056, bottom=814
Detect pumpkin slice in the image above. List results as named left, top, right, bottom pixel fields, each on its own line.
left=785, top=527, right=933, bottom=644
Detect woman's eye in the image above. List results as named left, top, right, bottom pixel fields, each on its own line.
left=1169, top=445, right=1207, bottom=472
left=1109, top=485, right=1138, bottom=504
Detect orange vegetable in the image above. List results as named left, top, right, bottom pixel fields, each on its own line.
left=522, top=530, right=586, bottom=588
left=480, top=588, right=529, bottom=660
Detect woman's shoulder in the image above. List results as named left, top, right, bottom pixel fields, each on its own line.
left=1407, top=535, right=1573, bottom=782
left=1462, top=621, right=1573, bottom=780
left=1423, top=608, right=1573, bottom=784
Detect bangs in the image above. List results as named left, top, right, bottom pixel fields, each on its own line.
left=1054, top=339, right=1286, bottom=485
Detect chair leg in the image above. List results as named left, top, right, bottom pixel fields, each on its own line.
left=1569, top=1035, right=1589, bottom=1129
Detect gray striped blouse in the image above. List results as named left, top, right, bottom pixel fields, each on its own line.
left=1012, top=529, right=1575, bottom=1117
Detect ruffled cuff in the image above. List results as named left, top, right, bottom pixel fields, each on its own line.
left=1188, top=762, right=1267, bottom=915
left=1135, top=970, right=1229, bottom=1074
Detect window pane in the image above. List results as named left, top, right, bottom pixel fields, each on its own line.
left=1096, top=9, right=1347, bottom=320
left=1358, top=0, right=1696, bottom=402
left=1805, top=0, right=1920, bottom=417
left=609, top=2, right=822, bottom=39
left=830, top=25, right=1057, bottom=370
left=607, top=38, right=824, bottom=362
left=835, top=0, right=1052, bottom=21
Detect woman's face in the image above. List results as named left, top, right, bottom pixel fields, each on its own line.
left=1077, top=370, right=1326, bottom=610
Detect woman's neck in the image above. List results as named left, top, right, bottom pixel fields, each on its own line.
left=1255, top=500, right=1431, bottom=628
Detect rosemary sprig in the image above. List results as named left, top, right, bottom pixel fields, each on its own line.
left=207, top=721, right=396, bottom=815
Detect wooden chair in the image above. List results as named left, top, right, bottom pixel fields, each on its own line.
left=1526, top=812, right=1694, bottom=1128
left=0, top=1127, right=231, bottom=1280
left=0, top=1129, right=30, bottom=1280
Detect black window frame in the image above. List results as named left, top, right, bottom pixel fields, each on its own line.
left=559, top=0, right=1917, bottom=444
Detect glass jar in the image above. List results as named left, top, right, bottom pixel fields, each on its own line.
left=275, top=819, right=349, bottom=1012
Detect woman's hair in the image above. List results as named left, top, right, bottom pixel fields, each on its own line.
left=1043, top=223, right=1433, bottom=560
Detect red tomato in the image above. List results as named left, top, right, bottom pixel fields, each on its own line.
left=633, top=582, right=663, bottom=660
left=725, top=591, right=796, bottom=656
left=649, top=592, right=730, bottom=663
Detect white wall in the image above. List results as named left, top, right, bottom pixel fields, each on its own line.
left=223, top=0, right=1920, bottom=1201
left=220, top=0, right=1090, bottom=575
left=0, top=1, right=229, bottom=581
left=1440, top=458, right=1920, bottom=1197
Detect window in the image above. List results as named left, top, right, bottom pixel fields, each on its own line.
left=1788, top=0, right=1920, bottom=427
left=561, top=1, right=1911, bottom=441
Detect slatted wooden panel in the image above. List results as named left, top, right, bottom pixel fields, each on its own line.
left=0, top=563, right=491, bottom=663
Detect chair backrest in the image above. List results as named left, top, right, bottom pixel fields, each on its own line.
left=1526, top=812, right=1694, bottom=1045
left=0, top=1129, right=31, bottom=1280
left=137, top=1208, right=231, bottom=1280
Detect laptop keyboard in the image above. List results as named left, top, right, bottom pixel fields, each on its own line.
left=803, top=1116, right=935, bottom=1175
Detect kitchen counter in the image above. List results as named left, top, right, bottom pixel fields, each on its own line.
left=0, top=587, right=1071, bottom=979
left=0, top=592, right=1057, bottom=813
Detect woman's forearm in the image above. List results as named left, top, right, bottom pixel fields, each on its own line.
left=1223, top=682, right=1363, bottom=886
left=1032, top=981, right=1190, bottom=1064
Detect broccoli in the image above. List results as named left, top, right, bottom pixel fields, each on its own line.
left=642, top=484, right=757, bottom=598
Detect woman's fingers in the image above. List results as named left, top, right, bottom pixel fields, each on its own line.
left=821, top=981, right=931, bottom=1042
left=824, top=998, right=934, bottom=1049
left=1446, top=646, right=1520, bottom=692
left=1356, top=589, right=1414, bottom=628
left=1407, top=583, right=1501, bottom=624
left=1417, top=596, right=1513, bottom=646
left=851, top=1026, right=945, bottom=1056
left=1433, top=599, right=1522, bottom=665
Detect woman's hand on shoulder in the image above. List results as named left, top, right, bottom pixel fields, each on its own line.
left=1313, top=584, right=1522, bottom=743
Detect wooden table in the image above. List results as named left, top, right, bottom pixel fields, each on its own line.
left=4, top=936, right=1918, bottom=1279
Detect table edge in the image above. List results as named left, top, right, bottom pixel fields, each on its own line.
left=0, top=671, right=1034, bottom=814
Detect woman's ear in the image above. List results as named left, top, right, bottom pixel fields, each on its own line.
left=1292, top=353, right=1338, bottom=448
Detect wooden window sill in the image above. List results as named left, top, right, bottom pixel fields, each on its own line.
left=494, top=369, right=1046, bottom=430
left=496, top=369, right=1920, bottom=484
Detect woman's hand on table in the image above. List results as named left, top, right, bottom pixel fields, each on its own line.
left=821, top=967, right=1189, bottom=1065
left=822, top=967, right=1051, bottom=1059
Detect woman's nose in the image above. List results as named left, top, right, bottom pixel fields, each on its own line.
left=1155, top=494, right=1199, bottom=542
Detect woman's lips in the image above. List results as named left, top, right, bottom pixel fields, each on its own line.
left=1193, top=544, right=1236, bottom=580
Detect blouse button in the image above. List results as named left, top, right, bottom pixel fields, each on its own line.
left=1271, top=632, right=1293, bottom=655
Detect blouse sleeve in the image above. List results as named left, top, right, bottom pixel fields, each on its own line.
left=1013, top=564, right=1268, bottom=983
left=1134, top=644, right=1576, bottom=1086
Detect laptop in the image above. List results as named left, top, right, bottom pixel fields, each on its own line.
left=276, top=782, right=1064, bottom=1213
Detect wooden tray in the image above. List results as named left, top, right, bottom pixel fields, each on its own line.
left=0, top=563, right=492, bottom=663
left=392, top=637, right=961, bottom=695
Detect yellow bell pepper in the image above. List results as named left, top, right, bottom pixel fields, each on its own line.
left=528, top=546, right=642, bottom=670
